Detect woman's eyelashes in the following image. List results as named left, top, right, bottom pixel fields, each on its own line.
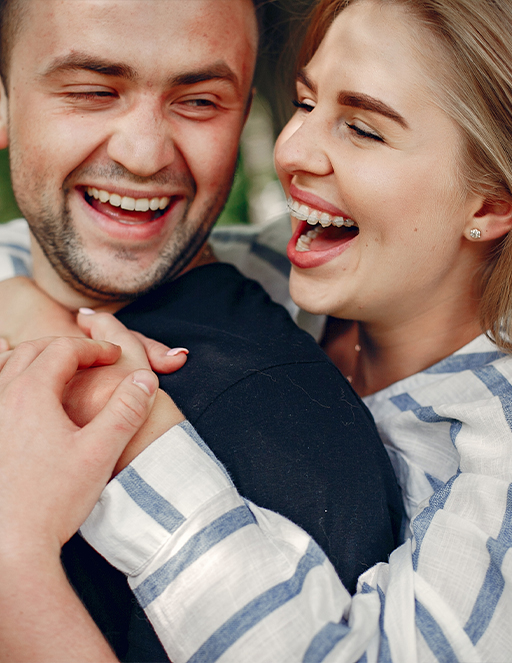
left=292, top=99, right=384, bottom=143
left=292, top=98, right=315, bottom=112
left=345, top=122, right=383, bottom=142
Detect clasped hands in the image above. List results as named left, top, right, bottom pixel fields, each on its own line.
left=0, top=278, right=187, bottom=554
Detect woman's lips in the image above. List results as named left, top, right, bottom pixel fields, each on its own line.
left=289, top=183, right=346, bottom=217
left=287, top=219, right=358, bottom=269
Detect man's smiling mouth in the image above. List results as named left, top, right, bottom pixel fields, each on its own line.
left=83, top=186, right=173, bottom=224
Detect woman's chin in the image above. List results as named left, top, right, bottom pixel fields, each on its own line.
left=289, top=268, right=345, bottom=318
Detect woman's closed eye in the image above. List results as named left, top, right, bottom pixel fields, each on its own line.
left=292, top=98, right=315, bottom=112
left=345, top=121, right=383, bottom=142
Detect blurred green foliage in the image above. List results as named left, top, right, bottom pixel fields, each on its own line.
left=216, top=153, right=250, bottom=226
left=0, top=149, right=20, bottom=223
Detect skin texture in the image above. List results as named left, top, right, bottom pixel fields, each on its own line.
left=0, top=0, right=257, bottom=310
left=274, top=0, right=512, bottom=395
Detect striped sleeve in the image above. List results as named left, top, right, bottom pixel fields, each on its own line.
left=81, top=402, right=512, bottom=663
left=0, top=218, right=32, bottom=280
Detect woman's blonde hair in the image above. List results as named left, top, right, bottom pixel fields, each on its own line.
left=298, top=0, right=512, bottom=351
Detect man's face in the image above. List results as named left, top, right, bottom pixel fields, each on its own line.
left=0, top=0, right=257, bottom=306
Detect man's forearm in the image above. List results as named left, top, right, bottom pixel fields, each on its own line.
left=0, top=552, right=118, bottom=663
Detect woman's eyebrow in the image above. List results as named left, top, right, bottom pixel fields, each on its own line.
left=338, top=92, right=409, bottom=129
left=296, top=69, right=408, bottom=129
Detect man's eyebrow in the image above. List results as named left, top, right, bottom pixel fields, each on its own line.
left=168, top=63, right=239, bottom=91
left=41, top=54, right=137, bottom=81
left=296, top=69, right=408, bottom=129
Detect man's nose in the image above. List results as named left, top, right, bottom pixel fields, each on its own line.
left=107, top=97, right=176, bottom=177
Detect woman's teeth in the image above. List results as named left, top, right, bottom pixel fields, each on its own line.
left=296, top=226, right=325, bottom=252
left=86, top=187, right=170, bottom=212
left=287, top=197, right=355, bottom=228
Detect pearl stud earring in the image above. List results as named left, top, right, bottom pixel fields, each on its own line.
left=469, top=228, right=481, bottom=240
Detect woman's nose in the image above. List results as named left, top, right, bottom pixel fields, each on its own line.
left=274, top=113, right=333, bottom=178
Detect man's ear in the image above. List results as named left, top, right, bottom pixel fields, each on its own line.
left=463, top=193, right=512, bottom=242
left=0, top=77, right=9, bottom=150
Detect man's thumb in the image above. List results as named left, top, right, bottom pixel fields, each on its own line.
left=82, top=369, right=159, bottom=461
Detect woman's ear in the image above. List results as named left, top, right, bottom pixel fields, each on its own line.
left=463, top=194, right=512, bottom=242
left=0, top=78, right=8, bottom=150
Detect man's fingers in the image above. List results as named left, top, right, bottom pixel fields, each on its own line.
left=0, top=349, right=12, bottom=373
left=132, top=331, right=189, bottom=374
left=78, top=369, right=159, bottom=469
left=0, top=337, right=122, bottom=390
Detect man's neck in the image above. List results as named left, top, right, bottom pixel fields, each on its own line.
left=30, top=236, right=131, bottom=313
left=30, top=235, right=217, bottom=313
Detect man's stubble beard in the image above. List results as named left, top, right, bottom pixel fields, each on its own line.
left=19, top=169, right=234, bottom=304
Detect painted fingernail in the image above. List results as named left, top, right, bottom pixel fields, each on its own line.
left=79, top=307, right=96, bottom=315
left=166, top=347, right=189, bottom=356
left=132, top=370, right=158, bottom=395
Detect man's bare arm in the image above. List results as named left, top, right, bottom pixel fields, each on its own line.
left=0, top=336, right=163, bottom=662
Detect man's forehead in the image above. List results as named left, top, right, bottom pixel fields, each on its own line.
left=15, top=0, right=258, bottom=81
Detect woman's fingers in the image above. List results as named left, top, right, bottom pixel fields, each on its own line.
left=132, top=331, right=188, bottom=373
left=77, top=310, right=149, bottom=365
left=77, top=309, right=188, bottom=374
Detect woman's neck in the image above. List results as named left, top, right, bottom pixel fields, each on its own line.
left=321, top=306, right=483, bottom=397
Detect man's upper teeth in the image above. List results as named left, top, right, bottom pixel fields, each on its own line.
left=87, top=187, right=170, bottom=212
left=287, top=197, right=354, bottom=228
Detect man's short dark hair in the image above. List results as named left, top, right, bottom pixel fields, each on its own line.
left=0, top=0, right=267, bottom=89
left=0, top=0, right=26, bottom=88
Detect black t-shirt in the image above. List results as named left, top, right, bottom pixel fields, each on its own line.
left=62, top=263, right=402, bottom=661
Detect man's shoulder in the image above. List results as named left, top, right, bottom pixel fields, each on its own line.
left=118, top=260, right=337, bottom=422
left=211, top=218, right=326, bottom=341
left=120, top=261, right=326, bottom=366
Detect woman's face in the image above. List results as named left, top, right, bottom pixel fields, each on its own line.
left=275, top=0, right=482, bottom=327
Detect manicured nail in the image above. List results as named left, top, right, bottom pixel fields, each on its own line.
left=79, top=307, right=96, bottom=315
left=132, top=370, right=158, bottom=396
left=166, top=347, right=189, bottom=356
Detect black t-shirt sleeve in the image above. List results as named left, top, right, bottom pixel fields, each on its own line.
left=191, top=360, right=402, bottom=594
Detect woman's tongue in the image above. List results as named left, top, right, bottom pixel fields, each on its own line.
left=309, top=224, right=358, bottom=250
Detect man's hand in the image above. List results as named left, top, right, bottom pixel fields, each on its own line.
left=0, top=336, right=144, bottom=662
left=0, top=336, right=159, bottom=551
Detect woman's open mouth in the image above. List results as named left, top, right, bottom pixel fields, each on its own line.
left=83, top=186, right=174, bottom=225
left=286, top=197, right=359, bottom=268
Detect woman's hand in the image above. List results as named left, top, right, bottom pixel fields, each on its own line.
left=71, top=310, right=186, bottom=474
